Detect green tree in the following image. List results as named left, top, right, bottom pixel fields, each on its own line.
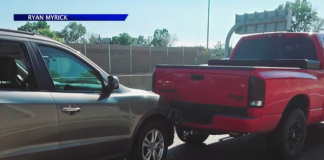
left=137, top=35, right=145, bottom=45
left=18, top=21, right=50, bottom=32
left=33, top=21, right=50, bottom=31
left=88, top=34, right=98, bottom=44
left=78, top=32, right=90, bottom=44
left=211, top=41, right=225, bottom=56
left=49, top=70, right=60, bottom=78
left=58, top=22, right=86, bottom=43
left=277, top=0, right=318, bottom=32
left=110, top=36, right=120, bottom=44
left=118, top=33, right=133, bottom=45
left=144, top=36, right=153, bottom=46
left=36, top=28, right=63, bottom=42
left=168, top=34, right=178, bottom=47
left=110, top=32, right=133, bottom=45
left=311, top=17, right=324, bottom=32
left=18, top=22, right=34, bottom=32
left=97, top=34, right=103, bottom=44
left=151, top=28, right=170, bottom=47
left=54, top=31, right=64, bottom=39
left=84, top=32, right=103, bottom=44
left=135, top=35, right=153, bottom=46
left=79, top=37, right=88, bottom=44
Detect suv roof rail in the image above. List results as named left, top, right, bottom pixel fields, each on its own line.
left=0, top=28, right=58, bottom=41
left=0, top=28, right=66, bottom=45
left=33, top=33, right=60, bottom=42
left=0, top=28, right=35, bottom=35
left=34, top=33, right=50, bottom=38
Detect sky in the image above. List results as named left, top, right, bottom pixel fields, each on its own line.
left=1, top=0, right=324, bottom=48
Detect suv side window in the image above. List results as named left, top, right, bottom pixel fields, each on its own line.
left=0, top=40, right=37, bottom=90
left=38, top=45, right=103, bottom=92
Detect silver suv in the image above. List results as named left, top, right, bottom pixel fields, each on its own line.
left=0, top=29, right=174, bottom=160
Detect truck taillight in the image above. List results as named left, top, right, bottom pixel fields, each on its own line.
left=248, top=76, right=265, bottom=108
left=152, top=70, right=156, bottom=93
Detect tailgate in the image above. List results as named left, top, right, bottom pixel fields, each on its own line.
left=154, top=65, right=252, bottom=108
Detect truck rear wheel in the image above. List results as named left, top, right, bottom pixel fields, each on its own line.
left=266, top=109, right=307, bottom=160
left=175, top=126, right=209, bottom=145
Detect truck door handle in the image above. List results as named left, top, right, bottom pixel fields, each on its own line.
left=62, top=105, right=81, bottom=113
left=190, top=74, right=204, bottom=81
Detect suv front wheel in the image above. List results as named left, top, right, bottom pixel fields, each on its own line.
left=130, top=121, right=168, bottom=160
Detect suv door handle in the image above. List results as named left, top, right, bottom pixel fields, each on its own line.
left=62, top=105, right=81, bottom=113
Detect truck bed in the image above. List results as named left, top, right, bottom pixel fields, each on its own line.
left=153, top=63, right=320, bottom=129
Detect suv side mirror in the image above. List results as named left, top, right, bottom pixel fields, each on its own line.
left=107, top=76, right=119, bottom=92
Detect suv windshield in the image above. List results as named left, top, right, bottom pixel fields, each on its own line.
left=232, top=36, right=318, bottom=60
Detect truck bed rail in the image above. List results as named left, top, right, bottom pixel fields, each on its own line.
left=207, top=59, right=320, bottom=69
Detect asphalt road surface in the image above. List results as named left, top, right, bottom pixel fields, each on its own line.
left=166, top=123, right=324, bottom=160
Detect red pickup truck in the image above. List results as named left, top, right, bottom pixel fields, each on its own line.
left=153, top=32, right=324, bottom=160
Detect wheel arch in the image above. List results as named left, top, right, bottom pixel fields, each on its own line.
left=282, top=94, right=310, bottom=119
left=130, top=111, right=174, bottom=149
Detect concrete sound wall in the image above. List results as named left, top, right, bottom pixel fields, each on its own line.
left=116, top=74, right=152, bottom=91
left=86, top=44, right=110, bottom=73
left=65, top=43, right=215, bottom=74
left=110, top=45, right=131, bottom=73
left=132, top=46, right=150, bottom=73
left=151, top=47, right=167, bottom=70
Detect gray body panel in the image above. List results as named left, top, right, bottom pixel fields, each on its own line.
left=52, top=91, right=131, bottom=160
left=0, top=91, right=59, bottom=160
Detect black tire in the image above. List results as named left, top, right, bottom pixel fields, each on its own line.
left=129, top=121, right=168, bottom=160
left=308, top=122, right=323, bottom=128
left=265, top=109, right=307, bottom=160
left=175, top=126, right=209, bottom=145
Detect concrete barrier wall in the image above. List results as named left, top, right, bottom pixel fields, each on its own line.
left=65, top=43, right=220, bottom=74
left=68, top=43, right=86, bottom=55
left=86, top=44, right=110, bottom=73
left=184, top=47, right=198, bottom=65
left=110, top=45, right=131, bottom=73
left=151, top=47, right=167, bottom=70
left=116, top=74, right=152, bottom=91
left=168, top=47, right=183, bottom=64
left=132, top=46, right=150, bottom=73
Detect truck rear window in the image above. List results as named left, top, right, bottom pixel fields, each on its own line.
left=233, top=36, right=318, bottom=60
